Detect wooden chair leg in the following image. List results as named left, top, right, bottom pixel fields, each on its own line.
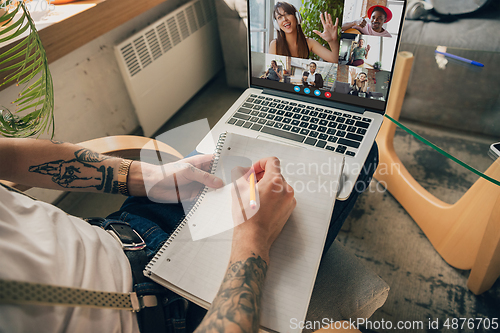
left=374, top=52, right=500, bottom=293
left=467, top=193, right=500, bottom=295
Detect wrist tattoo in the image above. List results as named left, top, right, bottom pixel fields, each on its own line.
left=103, top=166, right=114, bottom=193
left=111, top=180, right=119, bottom=194
left=195, top=255, right=268, bottom=333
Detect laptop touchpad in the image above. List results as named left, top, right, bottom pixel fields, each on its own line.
left=257, top=135, right=305, bottom=149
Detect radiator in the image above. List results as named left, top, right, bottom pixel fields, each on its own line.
left=115, top=0, right=223, bottom=137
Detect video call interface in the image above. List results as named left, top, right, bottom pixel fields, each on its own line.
left=249, top=0, right=405, bottom=110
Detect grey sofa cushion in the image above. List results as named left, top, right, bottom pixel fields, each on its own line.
left=402, top=18, right=500, bottom=52
left=399, top=2, right=500, bottom=136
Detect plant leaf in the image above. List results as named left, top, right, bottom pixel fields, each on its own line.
left=0, top=2, right=54, bottom=138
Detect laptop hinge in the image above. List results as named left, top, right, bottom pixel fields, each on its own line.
left=262, top=88, right=367, bottom=114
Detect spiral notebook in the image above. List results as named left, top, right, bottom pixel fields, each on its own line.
left=144, top=132, right=344, bottom=333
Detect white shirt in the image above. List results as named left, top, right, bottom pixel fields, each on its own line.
left=306, top=71, right=316, bottom=84
left=0, top=185, right=140, bottom=333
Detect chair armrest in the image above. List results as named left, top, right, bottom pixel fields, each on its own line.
left=77, top=135, right=183, bottom=160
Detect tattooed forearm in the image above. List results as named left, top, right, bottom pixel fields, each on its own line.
left=195, top=255, right=268, bottom=333
left=29, top=159, right=107, bottom=189
left=28, top=154, right=116, bottom=192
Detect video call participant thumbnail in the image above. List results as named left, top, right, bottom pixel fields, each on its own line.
left=342, top=5, right=393, bottom=38
left=302, top=62, right=323, bottom=89
left=269, top=1, right=340, bottom=63
left=261, top=60, right=283, bottom=81
left=349, top=67, right=368, bottom=97
left=348, top=38, right=370, bottom=66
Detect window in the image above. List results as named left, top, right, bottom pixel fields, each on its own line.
left=250, top=0, right=270, bottom=53
left=386, top=1, right=404, bottom=36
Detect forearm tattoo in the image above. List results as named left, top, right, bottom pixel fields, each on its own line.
left=28, top=148, right=118, bottom=193
left=196, top=255, right=268, bottom=333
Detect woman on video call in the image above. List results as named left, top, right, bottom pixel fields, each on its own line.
left=261, top=60, right=283, bottom=81
left=269, top=1, right=340, bottom=63
left=349, top=67, right=369, bottom=97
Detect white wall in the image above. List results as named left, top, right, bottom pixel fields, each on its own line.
left=0, top=0, right=189, bottom=202
left=251, top=51, right=267, bottom=77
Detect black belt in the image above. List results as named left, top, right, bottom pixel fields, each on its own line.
left=85, top=218, right=167, bottom=333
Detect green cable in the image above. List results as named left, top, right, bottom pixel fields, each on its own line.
left=384, top=114, right=500, bottom=187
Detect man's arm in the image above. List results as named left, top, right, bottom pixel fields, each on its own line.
left=302, top=71, right=309, bottom=85
left=341, top=20, right=356, bottom=31
left=0, top=138, right=222, bottom=199
left=195, top=157, right=296, bottom=333
left=0, top=139, right=127, bottom=193
left=341, top=18, right=365, bottom=32
left=316, top=74, right=324, bottom=89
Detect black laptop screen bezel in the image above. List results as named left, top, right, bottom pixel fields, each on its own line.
left=247, top=0, right=407, bottom=115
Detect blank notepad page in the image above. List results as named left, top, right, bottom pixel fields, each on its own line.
left=147, top=133, right=344, bottom=333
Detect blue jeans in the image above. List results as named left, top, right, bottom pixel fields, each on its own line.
left=106, top=143, right=379, bottom=331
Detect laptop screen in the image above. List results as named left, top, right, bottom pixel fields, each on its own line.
left=248, top=0, right=406, bottom=113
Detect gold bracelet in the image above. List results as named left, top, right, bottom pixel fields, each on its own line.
left=117, top=159, right=133, bottom=196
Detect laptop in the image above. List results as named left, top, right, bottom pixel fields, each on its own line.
left=197, top=0, right=407, bottom=200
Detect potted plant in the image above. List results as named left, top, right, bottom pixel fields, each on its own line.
left=0, top=0, right=54, bottom=138
left=300, top=0, right=344, bottom=61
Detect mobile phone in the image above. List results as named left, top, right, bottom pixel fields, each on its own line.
left=489, top=142, right=500, bottom=160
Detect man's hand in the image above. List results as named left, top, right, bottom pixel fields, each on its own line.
left=130, top=154, right=223, bottom=203
left=230, top=156, right=296, bottom=263
left=356, top=17, right=367, bottom=28
left=195, top=157, right=295, bottom=333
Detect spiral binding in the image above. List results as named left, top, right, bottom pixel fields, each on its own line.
left=144, top=132, right=229, bottom=275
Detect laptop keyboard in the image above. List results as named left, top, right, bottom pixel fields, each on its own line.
left=226, top=94, right=372, bottom=157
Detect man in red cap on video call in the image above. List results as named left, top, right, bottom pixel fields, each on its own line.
left=342, top=5, right=393, bottom=37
